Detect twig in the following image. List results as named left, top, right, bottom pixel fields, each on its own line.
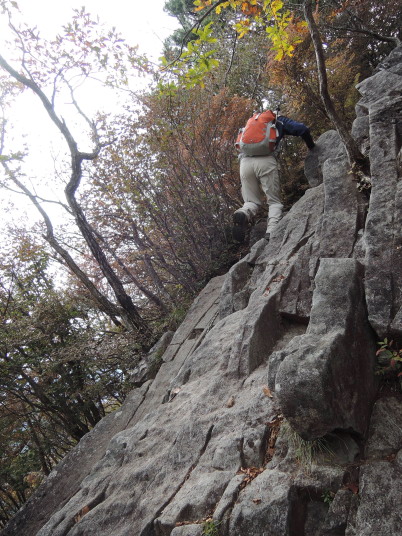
left=326, top=24, right=401, bottom=47
left=223, top=30, right=238, bottom=87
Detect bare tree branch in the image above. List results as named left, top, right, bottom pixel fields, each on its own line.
left=326, top=24, right=401, bottom=47
left=0, top=50, right=150, bottom=333
left=1, top=161, right=124, bottom=328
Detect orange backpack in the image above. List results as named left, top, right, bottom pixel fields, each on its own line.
left=235, top=110, right=278, bottom=156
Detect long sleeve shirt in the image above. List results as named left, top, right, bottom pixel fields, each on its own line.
left=276, top=116, right=315, bottom=149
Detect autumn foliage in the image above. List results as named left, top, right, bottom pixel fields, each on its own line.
left=84, top=88, right=254, bottom=310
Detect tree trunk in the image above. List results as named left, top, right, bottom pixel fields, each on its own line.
left=0, top=53, right=150, bottom=334
left=26, top=417, right=52, bottom=476
left=66, top=182, right=149, bottom=332
left=303, top=0, right=370, bottom=174
left=2, top=166, right=124, bottom=328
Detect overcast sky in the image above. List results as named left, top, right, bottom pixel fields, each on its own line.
left=0, top=1, right=180, bottom=225
left=13, top=0, right=179, bottom=60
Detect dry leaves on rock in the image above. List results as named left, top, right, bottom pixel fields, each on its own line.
left=238, top=466, right=264, bottom=489
left=264, top=414, right=283, bottom=464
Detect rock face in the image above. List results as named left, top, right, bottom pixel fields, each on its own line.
left=273, top=258, right=376, bottom=440
left=2, top=47, right=402, bottom=536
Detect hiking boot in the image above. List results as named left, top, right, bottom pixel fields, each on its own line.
left=232, top=211, right=248, bottom=243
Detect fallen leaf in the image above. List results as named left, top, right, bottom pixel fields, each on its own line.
left=262, top=385, right=273, bottom=398
left=226, top=396, right=235, bottom=408
left=345, top=483, right=359, bottom=494
left=74, top=505, right=90, bottom=523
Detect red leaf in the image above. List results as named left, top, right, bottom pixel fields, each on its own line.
left=345, top=483, right=359, bottom=494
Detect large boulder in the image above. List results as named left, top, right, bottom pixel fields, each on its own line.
left=355, top=45, right=402, bottom=338
left=304, top=130, right=346, bottom=187
left=272, top=258, right=377, bottom=439
left=363, top=94, right=402, bottom=338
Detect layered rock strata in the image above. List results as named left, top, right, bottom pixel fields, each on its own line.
left=2, top=46, right=402, bottom=536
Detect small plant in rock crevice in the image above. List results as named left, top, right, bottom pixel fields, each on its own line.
left=282, top=421, right=334, bottom=474
left=321, top=489, right=335, bottom=505
left=202, top=518, right=220, bottom=536
left=375, top=338, right=402, bottom=390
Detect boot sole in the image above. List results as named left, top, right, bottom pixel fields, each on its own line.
left=232, top=212, right=248, bottom=243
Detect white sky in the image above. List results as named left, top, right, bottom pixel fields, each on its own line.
left=0, top=0, right=180, bottom=227
left=12, top=0, right=179, bottom=60
left=2, top=0, right=180, bottom=148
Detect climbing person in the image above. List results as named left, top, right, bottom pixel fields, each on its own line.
left=233, top=109, right=315, bottom=243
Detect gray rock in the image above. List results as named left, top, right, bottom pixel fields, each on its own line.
left=353, top=460, right=402, bottom=536
left=219, top=259, right=255, bottom=318
left=321, top=489, right=354, bottom=535
left=363, top=96, right=402, bottom=337
left=304, top=500, right=329, bottom=536
left=171, top=525, right=204, bottom=536
left=163, top=275, right=225, bottom=362
left=319, top=155, right=368, bottom=259
left=304, top=130, right=346, bottom=187
left=374, top=45, right=402, bottom=76
left=274, top=258, right=377, bottom=439
left=155, top=470, right=232, bottom=534
left=228, top=469, right=294, bottom=536
left=213, top=475, right=245, bottom=523
left=344, top=495, right=360, bottom=536
left=351, top=115, right=370, bottom=154
left=366, top=397, right=402, bottom=459
left=357, top=64, right=402, bottom=106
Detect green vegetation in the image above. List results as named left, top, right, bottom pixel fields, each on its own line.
left=322, top=490, right=335, bottom=505
left=375, top=338, right=402, bottom=390
left=202, top=518, right=220, bottom=536
left=282, top=421, right=334, bottom=473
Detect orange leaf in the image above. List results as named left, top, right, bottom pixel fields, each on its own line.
left=263, top=385, right=273, bottom=398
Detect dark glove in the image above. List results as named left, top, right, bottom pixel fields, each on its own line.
left=301, top=131, right=315, bottom=149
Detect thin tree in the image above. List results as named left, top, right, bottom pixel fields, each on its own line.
left=303, top=0, right=370, bottom=178
left=0, top=10, right=150, bottom=333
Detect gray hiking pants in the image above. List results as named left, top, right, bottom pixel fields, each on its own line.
left=237, top=154, right=283, bottom=234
